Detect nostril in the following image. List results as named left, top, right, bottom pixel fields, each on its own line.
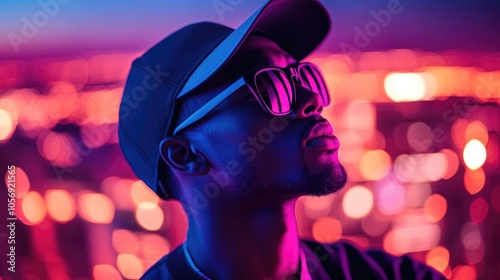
left=303, top=105, right=316, bottom=115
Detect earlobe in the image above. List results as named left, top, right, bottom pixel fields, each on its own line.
left=159, top=137, right=209, bottom=175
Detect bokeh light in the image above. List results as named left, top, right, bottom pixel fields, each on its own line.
left=93, top=264, right=122, bottom=280
left=78, top=192, right=115, bottom=224
left=359, top=149, right=391, bottom=180
left=22, top=191, right=47, bottom=225
left=470, top=197, right=488, bottom=224
left=112, top=229, right=140, bottom=255
left=407, top=122, right=433, bottom=152
left=464, top=168, right=486, bottom=195
left=423, top=194, right=447, bottom=223
left=304, top=196, right=333, bottom=219
left=131, top=180, right=160, bottom=206
left=426, top=246, right=450, bottom=273
left=135, top=202, right=164, bottom=231
left=384, top=73, right=426, bottom=102
left=451, top=265, right=477, bottom=280
left=440, top=149, right=459, bottom=179
left=465, top=121, right=488, bottom=145
left=342, top=186, right=374, bottom=218
left=116, top=254, right=144, bottom=279
left=312, top=217, right=342, bottom=243
left=377, top=182, right=406, bottom=216
left=463, top=139, right=487, bottom=170
left=45, top=189, right=77, bottom=223
left=0, top=108, right=15, bottom=141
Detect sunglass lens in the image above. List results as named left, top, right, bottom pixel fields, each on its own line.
left=255, top=69, right=293, bottom=115
left=298, top=64, right=330, bottom=106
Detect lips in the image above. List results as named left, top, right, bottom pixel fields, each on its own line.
left=303, top=120, right=340, bottom=151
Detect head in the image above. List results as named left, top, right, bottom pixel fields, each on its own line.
left=159, top=34, right=347, bottom=206
left=118, top=0, right=340, bottom=208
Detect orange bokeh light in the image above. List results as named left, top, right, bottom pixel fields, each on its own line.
left=78, top=192, right=115, bottom=224
left=426, top=246, right=450, bottom=273
left=359, top=149, right=391, bottom=181
left=451, top=265, right=476, bottom=280
left=465, top=121, right=488, bottom=145
left=131, top=180, right=160, bottom=206
left=451, top=119, right=469, bottom=149
left=135, top=202, right=164, bottom=231
left=22, top=191, right=47, bottom=225
left=112, top=229, right=139, bottom=255
left=93, top=264, right=122, bottom=280
left=423, top=194, right=447, bottom=223
left=0, top=108, right=15, bottom=142
left=45, top=189, right=76, bottom=223
left=342, top=186, right=374, bottom=218
left=312, top=217, right=342, bottom=243
left=440, top=149, right=459, bottom=179
left=116, top=254, right=144, bottom=279
left=464, top=168, right=486, bottom=195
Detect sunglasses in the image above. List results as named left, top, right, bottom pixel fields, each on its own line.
left=173, top=62, right=330, bottom=135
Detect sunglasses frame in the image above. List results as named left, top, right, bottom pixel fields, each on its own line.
left=173, top=62, right=329, bottom=135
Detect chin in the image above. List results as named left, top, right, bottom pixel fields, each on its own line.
left=302, top=163, right=348, bottom=197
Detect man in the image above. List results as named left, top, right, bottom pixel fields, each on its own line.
left=118, top=0, right=445, bottom=279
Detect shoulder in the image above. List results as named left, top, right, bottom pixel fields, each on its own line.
left=301, top=239, right=446, bottom=280
left=140, top=254, right=175, bottom=280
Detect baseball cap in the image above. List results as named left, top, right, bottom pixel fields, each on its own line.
left=118, top=0, right=331, bottom=199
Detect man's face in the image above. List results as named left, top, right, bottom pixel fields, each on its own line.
left=182, top=35, right=347, bottom=198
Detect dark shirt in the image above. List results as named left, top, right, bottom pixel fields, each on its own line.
left=140, top=239, right=446, bottom=280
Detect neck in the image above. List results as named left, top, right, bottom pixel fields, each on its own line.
left=185, top=196, right=301, bottom=280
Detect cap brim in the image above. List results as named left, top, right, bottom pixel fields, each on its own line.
left=176, top=0, right=331, bottom=99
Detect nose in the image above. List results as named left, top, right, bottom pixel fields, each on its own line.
left=291, top=85, right=323, bottom=118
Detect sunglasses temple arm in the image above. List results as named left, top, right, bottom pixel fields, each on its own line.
left=173, top=78, right=246, bottom=135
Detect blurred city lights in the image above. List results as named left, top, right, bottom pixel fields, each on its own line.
left=140, top=233, right=171, bottom=269
left=131, top=180, right=160, bottom=206
left=469, top=197, right=488, bottom=224
left=426, top=246, right=450, bottom=274
left=135, top=202, right=164, bottom=231
left=312, top=217, right=342, bottom=243
left=116, top=253, right=144, bottom=279
left=93, top=264, right=122, bottom=280
left=304, top=195, right=333, bottom=219
left=112, top=229, right=140, bottom=255
left=384, top=73, right=427, bottom=102
left=451, top=265, right=477, bottom=280
left=439, top=149, right=460, bottom=179
left=22, top=191, right=47, bottom=225
left=463, top=139, right=487, bottom=170
left=342, top=186, right=373, bottom=218
left=0, top=108, right=14, bottom=141
left=359, top=149, right=391, bottom=180
left=45, top=189, right=77, bottom=223
left=407, top=122, right=434, bottom=152
left=464, top=168, right=486, bottom=195
left=376, top=182, right=406, bottom=216
left=78, top=192, right=115, bottom=224
left=1, top=47, right=498, bottom=279
left=465, top=121, right=489, bottom=145
left=423, top=194, right=447, bottom=223
left=383, top=221, right=440, bottom=254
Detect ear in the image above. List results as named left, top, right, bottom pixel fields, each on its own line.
left=159, top=136, right=210, bottom=175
